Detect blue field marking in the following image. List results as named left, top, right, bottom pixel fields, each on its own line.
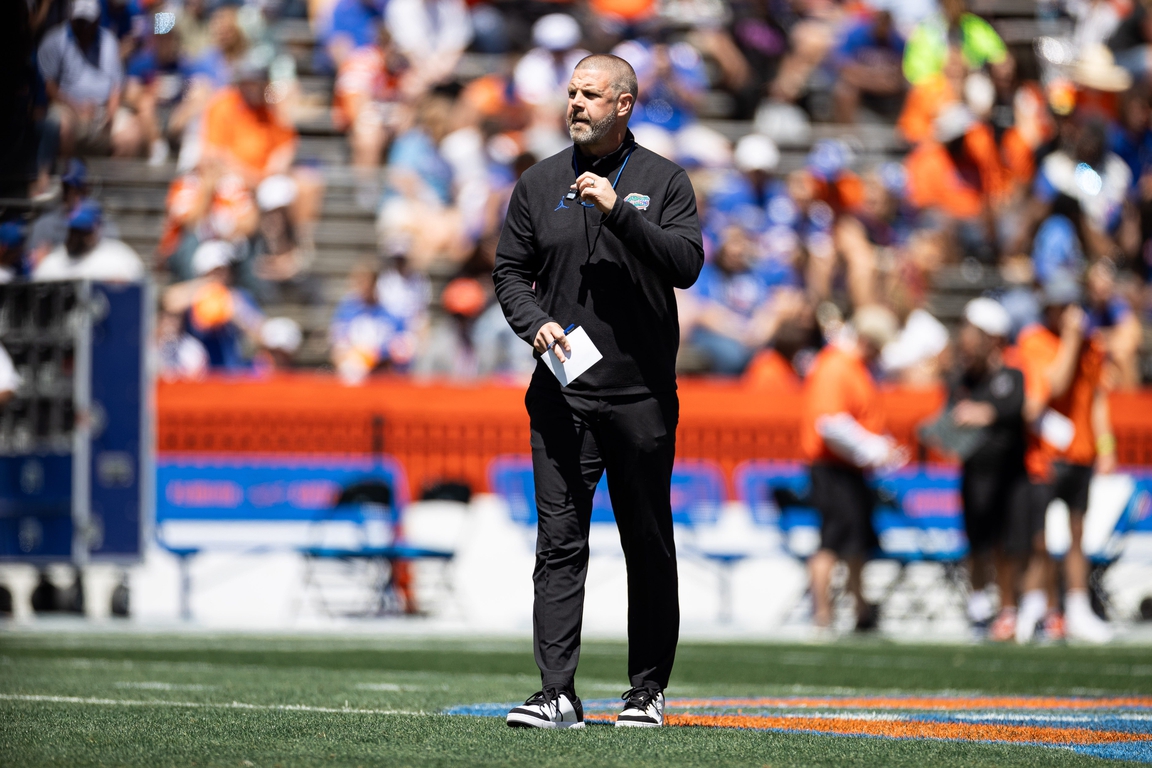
left=446, top=693, right=1152, bottom=761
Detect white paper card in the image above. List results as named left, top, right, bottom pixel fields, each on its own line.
left=1036, top=408, right=1075, bottom=451
left=545, top=326, right=602, bottom=387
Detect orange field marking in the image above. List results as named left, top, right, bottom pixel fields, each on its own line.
left=660, top=713, right=1152, bottom=745
left=665, top=695, right=1152, bottom=711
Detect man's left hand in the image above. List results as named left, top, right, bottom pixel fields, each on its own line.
left=574, top=172, right=616, bottom=214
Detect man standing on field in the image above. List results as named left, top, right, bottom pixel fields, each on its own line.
left=493, top=54, right=704, bottom=729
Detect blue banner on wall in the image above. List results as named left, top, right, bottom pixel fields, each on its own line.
left=156, top=455, right=409, bottom=522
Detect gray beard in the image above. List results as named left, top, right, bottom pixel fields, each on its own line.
left=568, top=110, right=617, bottom=146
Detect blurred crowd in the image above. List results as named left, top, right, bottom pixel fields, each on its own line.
left=3, top=0, right=1152, bottom=388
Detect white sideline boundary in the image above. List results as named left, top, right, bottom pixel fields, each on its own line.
left=0, top=693, right=429, bottom=716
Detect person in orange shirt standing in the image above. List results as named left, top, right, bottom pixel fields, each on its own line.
left=1015, top=276, right=1116, bottom=643
left=801, top=305, right=906, bottom=631
left=1003, top=323, right=1063, bottom=644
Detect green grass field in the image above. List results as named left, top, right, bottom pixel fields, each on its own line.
left=2, top=630, right=1152, bottom=767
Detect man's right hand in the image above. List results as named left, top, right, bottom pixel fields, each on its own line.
left=1061, top=305, right=1086, bottom=340
left=534, top=322, right=572, bottom=363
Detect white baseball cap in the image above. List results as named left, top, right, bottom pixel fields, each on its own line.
left=71, top=0, right=100, bottom=21
left=851, top=304, right=900, bottom=349
left=934, top=102, right=976, bottom=143
left=734, top=134, right=780, bottom=173
left=964, top=297, right=1011, bottom=338
left=192, top=240, right=235, bottom=276
left=260, top=317, right=303, bottom=353
left=631, top=123, right=675, bottom=160
left=256, top=174, right=298, bottom=212
left=533, top=13, right=581, bottom=52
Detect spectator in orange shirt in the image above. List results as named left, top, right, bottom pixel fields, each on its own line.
left=202, top=59, right=324, bottom=248
left=332, top=25, right=411, bottom=196
left=742, top=316, right=819, bottom=391
left=905, top=103, right=1006, bottom=261
left=202, top=60, right=297, bottom=188
left=1015, top=276, right=1116, bottom=643
left=897, top=45, right=975, bottom=145
left=801, top=305, right=906, bottom=631
left=159, top=158, right=259, bottom=280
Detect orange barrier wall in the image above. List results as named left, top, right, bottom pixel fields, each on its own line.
left=157, top=375, right=1152, bottom=497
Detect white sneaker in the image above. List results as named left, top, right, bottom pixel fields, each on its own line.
left=967, top=590, right=994, bottom=625
left=616, top=687, right=664, bottom=728
left=1065, top=591, right=1114, bottom=644
left=506, top=690, right=585, bottom=729
left=1016, top=590, right=1048, bottom=644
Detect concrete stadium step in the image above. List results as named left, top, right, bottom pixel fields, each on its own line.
left=926, top=262, right=1007, bottom=324
left=113, top=218, right=376, bottom=248
left=970, top=0, right=1040, bottom=16
left=928, top=262, right=1006, bottom=293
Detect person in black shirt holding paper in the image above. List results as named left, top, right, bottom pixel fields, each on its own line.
left=494, top=54, right=704, bottom=730
left=947, top=298, right=1031, bottom=641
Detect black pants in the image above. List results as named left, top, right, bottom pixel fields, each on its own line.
left=1050, top=461, right=1094, bottom=513
left=961, top=465, right=1031, bottom=556
left=810, top=462, right=876, bottom=560
left=526, top=386, right=680, bottom=696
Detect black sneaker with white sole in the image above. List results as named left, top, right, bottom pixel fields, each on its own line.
left=615, top=687, right=664, bottom=728
left=506, top=689, right=585, bottom=729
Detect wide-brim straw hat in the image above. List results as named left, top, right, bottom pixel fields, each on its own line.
left=1072, top=44, right=1132, bottom=92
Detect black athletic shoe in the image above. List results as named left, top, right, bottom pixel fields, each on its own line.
left=506, top=689, right=585, bottom=729
left=615, top=687, right=664, bottom=728
left=855, top=603, right=879, bottom=633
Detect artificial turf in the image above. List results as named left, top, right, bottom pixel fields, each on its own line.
left=2, top=631, right=1151, bottom=767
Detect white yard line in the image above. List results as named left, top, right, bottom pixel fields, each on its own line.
left=950, top=711, right=1152, bottom=723
left=0, top=693, right=429, bottom=716
left=114, top=682, right=216, bottom=691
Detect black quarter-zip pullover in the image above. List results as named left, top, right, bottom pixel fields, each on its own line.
left=493, top=132, right=705, bottom=395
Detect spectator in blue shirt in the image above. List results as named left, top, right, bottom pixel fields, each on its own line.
left=183, top=3, right=249, bottom=90
left=1085, top=259, right=1142, bottom=387
left=830, top=10, right=906, bottom=123
left=162, top=240, right=264, bottom=370
left=100, top=0, right=144, bottom=42
left=705, top=134, right=782, bottom=239
left=1108, top=87, right=1152, bottom=188
left=330, top=261, right=415, bottom=383
left=614, top=36, right=707, bottom=134
left=0, top=223, right=27, bottom=283
left=1031, top=194, right=1087, bottom=287
left=320, top=0, right=383, bottom=73
left=688, top=226, right=797, bottom=375
left=123, top=8, right=187, bottom=165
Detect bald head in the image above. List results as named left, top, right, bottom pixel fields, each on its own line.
left=567, top=55, right=637, bottom=154
left=574, top=54, right=638, bottom=102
